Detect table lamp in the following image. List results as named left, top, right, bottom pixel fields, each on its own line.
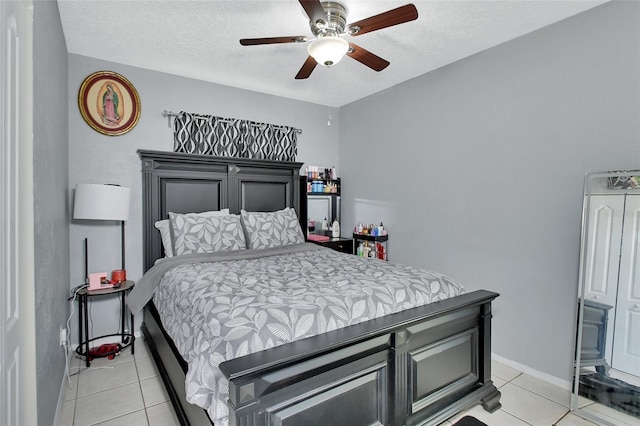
left=73, top=184, right=130, bottom=284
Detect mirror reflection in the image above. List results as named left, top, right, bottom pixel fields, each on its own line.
left=574, top=170, right=640, bottom=424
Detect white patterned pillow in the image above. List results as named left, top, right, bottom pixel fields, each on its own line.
left=169, top=212, right=246, bottom=256
left=155, top=209, right=230, bottom=257
left=240, top=208, right=305, bottom=250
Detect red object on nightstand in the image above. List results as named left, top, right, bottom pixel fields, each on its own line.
left=111, top=269, right=126, bottom=283
left=88, top=343, right=122, bottom=361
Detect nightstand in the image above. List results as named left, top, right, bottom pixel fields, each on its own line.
left=75, top=280, right=135, bottom=367
left=309, top=236, right=353, bottom=254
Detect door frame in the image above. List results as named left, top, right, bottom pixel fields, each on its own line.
left=1, top=1, right=36, bottom=425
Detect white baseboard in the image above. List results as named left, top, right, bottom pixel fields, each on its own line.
left=53, top=345, right=75, bottom=426
left=492, top=352, right=572, bottom=391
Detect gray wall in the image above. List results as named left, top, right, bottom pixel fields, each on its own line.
left=67, top=54, right=340, bottom=338
left=339, top=1, right=640, bottom=382
left=32, top=0, right=70, bottom=424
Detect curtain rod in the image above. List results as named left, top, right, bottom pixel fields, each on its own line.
left=161, top=110, right=302, bottom=134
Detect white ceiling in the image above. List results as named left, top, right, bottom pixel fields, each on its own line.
left=58, top=0, right=608, bottom=107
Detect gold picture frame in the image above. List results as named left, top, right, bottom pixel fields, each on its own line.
left=78, top=71, right=141, bottom=136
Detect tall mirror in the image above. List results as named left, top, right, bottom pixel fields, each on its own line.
left=573, top=170, right=640, bottom=425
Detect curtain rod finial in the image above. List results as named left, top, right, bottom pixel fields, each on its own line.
left=162, top=110, right=176, bottom=127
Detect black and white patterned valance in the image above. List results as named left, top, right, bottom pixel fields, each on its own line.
left=172, top=111, right=298, bottom=162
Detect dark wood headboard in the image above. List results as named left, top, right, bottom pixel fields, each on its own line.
left=139, top=150, right=303, bottom=272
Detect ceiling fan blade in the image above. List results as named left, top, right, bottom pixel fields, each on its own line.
left=347, top=43, right=389, bottom=72
left=347, top=4, right=418, bottom=36
left=295, top=56, right=318, bottom=79
left=240, top=36, right=307, bottom=46
left=299, top=0, right=327, bottom=26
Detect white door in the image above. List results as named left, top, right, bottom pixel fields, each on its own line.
left=583, top=194, right=624, bottom=362
left=612, top=194, right=640, bottom=376
left=583, top=195, right=624, bottom=307
left=1, top=1, right=35, bottom=425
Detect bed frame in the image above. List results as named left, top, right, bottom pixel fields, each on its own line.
left=138, top=150, right=501, bottom=426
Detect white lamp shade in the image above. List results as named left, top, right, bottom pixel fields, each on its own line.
left=307, top=37, right=349, bottom=67
left=73, top=184, right=130, bottom=221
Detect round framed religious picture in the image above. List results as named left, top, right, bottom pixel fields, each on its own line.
left=78, top=71, right=141, bottom=136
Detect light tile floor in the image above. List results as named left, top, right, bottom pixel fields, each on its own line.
left=60, top=340, right=640, bottom=426
left=59, top=340, right=180, bottom=426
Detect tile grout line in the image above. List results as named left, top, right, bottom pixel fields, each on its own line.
left=72, top=389, right=77, bottom=426
left=508, top=380, right=572, bottom=408
left=504, top=372, right=603, bottom=425
left=135, top=354, right=153, bottom=426
left=73, top=354, right=141, bottom=425
left=492, top=372, right=563, bottom=426
left=74, top=364, right=132, bottom=400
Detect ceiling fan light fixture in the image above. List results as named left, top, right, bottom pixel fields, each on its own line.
left=307, top=36, right=349, bottom=67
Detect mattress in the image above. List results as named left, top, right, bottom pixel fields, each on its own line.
left=129, top=243, right=464, bottom=425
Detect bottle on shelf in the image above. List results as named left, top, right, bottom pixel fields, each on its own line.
left=353, top=221, right=389, bottom=260
left=321, top=217, right=328, bottom=231
left=332, top=220, right=340, bottom=237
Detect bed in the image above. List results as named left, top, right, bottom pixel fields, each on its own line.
left=134, top=149, right=501, bottom=426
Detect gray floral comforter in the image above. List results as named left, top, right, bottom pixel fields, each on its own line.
left=143, top=243, right=464, bottom=425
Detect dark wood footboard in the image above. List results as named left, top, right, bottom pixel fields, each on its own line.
left=143, top=290, right=499, bottom=426
left=219, top=290, right=500, bottom=426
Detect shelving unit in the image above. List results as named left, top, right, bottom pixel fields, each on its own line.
left=353, top=233, right=388, bottom=260
left=306, top=177, right=340, bottom=195
left=300, top=176, right=342, bottom=240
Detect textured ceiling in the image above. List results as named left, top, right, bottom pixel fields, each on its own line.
left=58, top=0, right=608, bottom=107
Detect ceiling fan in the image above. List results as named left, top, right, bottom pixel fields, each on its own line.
left=239, top=1, right=418, bottom=79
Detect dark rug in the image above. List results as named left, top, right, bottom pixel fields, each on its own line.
left=578, top=372, right=640, bottom=418
left=453, top=416, right=488, bottom=426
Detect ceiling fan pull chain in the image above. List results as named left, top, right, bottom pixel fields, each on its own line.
left=327, top=78, right=331, bottom=126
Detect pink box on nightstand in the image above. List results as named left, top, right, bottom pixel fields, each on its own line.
left=88, top=272, right=108, bottom=291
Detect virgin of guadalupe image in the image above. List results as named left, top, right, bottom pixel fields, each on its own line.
left=101, top=83, right=121, bottom=126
